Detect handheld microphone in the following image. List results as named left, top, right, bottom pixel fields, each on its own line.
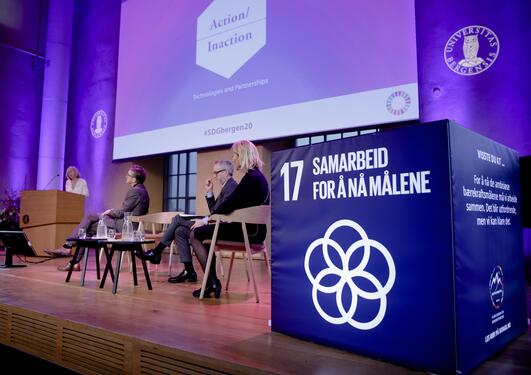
left=43, top=174, right=60, bottom=190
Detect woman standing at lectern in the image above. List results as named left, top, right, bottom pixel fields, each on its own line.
left=65, top=166, right=89, bottom=197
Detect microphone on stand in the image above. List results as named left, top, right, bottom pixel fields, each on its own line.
left=43, top=174, right=60, bottom=190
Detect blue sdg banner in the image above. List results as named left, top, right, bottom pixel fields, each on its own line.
left=271, top=120, right=527, bottom=374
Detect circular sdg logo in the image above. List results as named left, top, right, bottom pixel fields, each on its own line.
left=90, top=110, right=108, bottom=139
left=304, top=219, right=396, bottom=330
left=489, top=265, right=504, bottom=309
left=444, top=25, right=500, bottom=76
left=386, top=91, right=411, bottom=116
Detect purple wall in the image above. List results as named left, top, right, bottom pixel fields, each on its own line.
left=63, top=0, right=121, bottom=214
left=0, top=0, right=47, bottom=193
left=416, top=0, right=531, bottom=157
left=416, top=0, right=531, bottom=276
left=3, top=1, right=530, bottom=189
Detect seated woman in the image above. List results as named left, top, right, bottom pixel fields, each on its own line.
left=190, top=140, right=270, bottom=299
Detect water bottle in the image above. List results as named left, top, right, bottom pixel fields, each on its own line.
left=122, top=212, right=133, bottom=241
left=125, top=218, right=133, bottom=241
left=96, top=215, right=108, bottom=238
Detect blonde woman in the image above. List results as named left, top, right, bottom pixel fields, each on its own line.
left=65, top=166, right=89, bottom=197
left=189, top=140, right=270, bottom=298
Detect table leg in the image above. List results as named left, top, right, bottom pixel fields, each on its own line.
left=80, top=247, right=89, bottom=286
left=95, top=247, right=101, bottom=279
left=106, top=248, right=115, bottom=282
left=131, top=249, right=138, bottom=286
left=65, top=246, right=82, bottom=283
left=140, top=256, right=152, bottom=290
left=100, top=248, right=115, bottom=288
left=112, top=251, right=123, bottom=294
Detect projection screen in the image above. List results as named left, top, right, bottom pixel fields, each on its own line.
left=114, top=0, right=418, bottom=159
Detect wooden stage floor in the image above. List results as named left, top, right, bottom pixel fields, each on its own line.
left=0, top=252, right=529, bottom=374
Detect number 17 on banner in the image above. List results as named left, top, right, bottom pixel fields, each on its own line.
left=280, top=160, right=304, bottom=201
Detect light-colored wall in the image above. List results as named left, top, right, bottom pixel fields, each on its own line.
left=101, top=141, right=289, bottom=257
left=196, top=147, right=238, bottom=216
left=195, top=142, right=286, bottom=215
left=195, top=141, right=291, bottom=255
left=103, top=163, right=131, bottom=213
left=102, top=157, right=164, bottom=215
left=137, top=156, right=164, bottom=213
left=103, top=140, right=286, bottom=218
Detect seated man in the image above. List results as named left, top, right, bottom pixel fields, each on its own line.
left=46, top=165, right=150, bottom=271
left=140, top=160, right=237, bottom=283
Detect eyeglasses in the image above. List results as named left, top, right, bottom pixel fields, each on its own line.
left=126, top=173, right=135, bottom=178
left=213, top=169, right=226, bottom=176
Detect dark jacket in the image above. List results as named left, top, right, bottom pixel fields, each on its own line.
left=206, top=177, right=238, bottom=213
left=212, top=168, right=269, bottom=215
left=211, top=168, right=269, bottom=242
left=109, top=183, right=150, bottom=229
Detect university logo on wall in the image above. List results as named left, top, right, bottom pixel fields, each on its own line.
left=304, top=219, right=396, bottom=330
left=444, top=25, right=500, bottom=76
left=90, top=110, right=108, bottom=139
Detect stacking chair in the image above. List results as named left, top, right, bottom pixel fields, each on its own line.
left=200, top=205, right=271, bottom=302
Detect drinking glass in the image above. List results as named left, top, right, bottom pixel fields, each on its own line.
left=78, top=228, right=86, bottom=239
left=108, top=229, right=116, bottom=240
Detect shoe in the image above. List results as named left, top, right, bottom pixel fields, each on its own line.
left=192, top=278, right=221, bottom=299
left=140, top=249, right=161, bottom=264
left=168, top=270, right=197, bottom=283
left=44, top=248, right=72, bottom=257
left=57, top=262, right=80, bottom=271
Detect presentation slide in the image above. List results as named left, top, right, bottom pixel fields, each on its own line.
left=114, top=0, right=418, bottom=160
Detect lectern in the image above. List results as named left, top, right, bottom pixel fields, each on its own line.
left=19, top=190, right=84, bottom=256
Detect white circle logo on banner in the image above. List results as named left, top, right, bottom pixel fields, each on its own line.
left=304, top=219, right=396, bottom=330
left=90, top=110, right=108, bottom=139
left=444, top=25, right=500, bottom=76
